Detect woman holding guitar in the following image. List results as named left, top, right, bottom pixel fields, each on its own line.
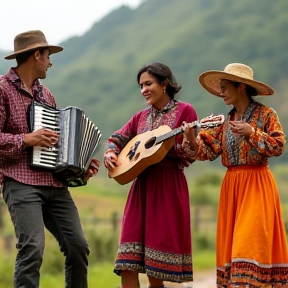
left=193, top=63, right=288, bottom=287
left=104, top=62, right=199, bottom=288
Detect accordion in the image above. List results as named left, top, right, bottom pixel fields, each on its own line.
left=29, top=101, right=102, bottom=187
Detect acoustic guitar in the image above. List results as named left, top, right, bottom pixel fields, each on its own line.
left=108, top=114, right=225, bottom=185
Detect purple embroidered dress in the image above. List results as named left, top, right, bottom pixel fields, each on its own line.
left=106, top=100, right=197, bottom=282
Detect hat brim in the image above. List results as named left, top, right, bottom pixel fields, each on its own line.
left=4, top=44, right=63, bottom=60
left=199, top=70, right=274, bottom=97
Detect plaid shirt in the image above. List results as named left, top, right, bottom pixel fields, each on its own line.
left=0, top=68, right=64, bottom=187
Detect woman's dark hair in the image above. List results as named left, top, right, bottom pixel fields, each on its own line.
left=16, top=48, right=47, bottom=66
left=137, top=62, right=182, bottom=99
left=229, top=81, right=257, bottom=99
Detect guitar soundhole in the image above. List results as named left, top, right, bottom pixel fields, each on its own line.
left=145, top=137, right=156, bottom=149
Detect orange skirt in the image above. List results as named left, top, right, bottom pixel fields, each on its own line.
left=217, top=165, right=288, bottom=287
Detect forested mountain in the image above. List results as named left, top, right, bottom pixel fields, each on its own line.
left=1, top=0, right=288, bottom=162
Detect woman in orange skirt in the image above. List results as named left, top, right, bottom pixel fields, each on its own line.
left=191, top=63, right=288, bottom=287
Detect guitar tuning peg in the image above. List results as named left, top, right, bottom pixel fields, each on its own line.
left=181, top=121, right=188, bottom=130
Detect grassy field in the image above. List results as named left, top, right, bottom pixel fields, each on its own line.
left=1, top=163, right=288, bottom=288
left=41, top=250, right=216, bottom=288
left=0, top=172, right=217, bottom=288
left=0, top=251, right=216, bottom=288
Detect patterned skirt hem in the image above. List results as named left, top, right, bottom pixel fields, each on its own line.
left=217, top=283, right=288, bottom=288
left=114, top=263, right=193, bottom=283
left=217, top=262, right=288, bottom=287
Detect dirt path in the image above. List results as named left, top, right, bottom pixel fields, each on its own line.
left=139, top=269, right=215, bottom=287
left=192, top=269, right=215, bottom=287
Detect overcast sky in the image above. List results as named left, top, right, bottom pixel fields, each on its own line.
left=0, top=0, right=142, bottom=51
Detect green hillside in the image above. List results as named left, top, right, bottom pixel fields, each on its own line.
left=1, top=0, right=288, bottom=162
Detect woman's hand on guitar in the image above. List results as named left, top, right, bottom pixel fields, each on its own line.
left=84, top=158, right=100, bottom=182
left=104, top=151, right=118, bottom=171
left=182, top=121, right=197, bottom=141
left=182, top=121, right=199, bottom=151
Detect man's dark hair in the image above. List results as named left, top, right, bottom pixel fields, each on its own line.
left=16, top=48, right=47, bottom=66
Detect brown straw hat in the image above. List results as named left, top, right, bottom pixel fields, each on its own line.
left=5, top=30, right=63, bottom=60
left=199, top=63, right=274, bottom=97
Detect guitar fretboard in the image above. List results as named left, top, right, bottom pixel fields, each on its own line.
left=153, top=114, right=224, bottom=146
left=155, top=127, right=183, bottom=145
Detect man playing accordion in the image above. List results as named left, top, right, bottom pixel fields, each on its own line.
left=0, top=30, right=99, bottom=288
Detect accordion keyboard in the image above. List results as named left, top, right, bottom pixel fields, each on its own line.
left=31, top=104, right=60, bottom=169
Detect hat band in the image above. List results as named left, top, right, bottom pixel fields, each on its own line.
left=15, top=42, right=49, bottom=52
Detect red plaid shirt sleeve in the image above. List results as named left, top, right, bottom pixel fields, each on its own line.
left=0, top=86, right=25, bottom=160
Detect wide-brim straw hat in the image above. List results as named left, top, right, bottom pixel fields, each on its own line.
left=199, top=63, right=274, bottom=97
left=5, top=30, right=63, bottom=60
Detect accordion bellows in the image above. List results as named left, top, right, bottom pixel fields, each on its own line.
left=29, top=101, right=102, bottom=186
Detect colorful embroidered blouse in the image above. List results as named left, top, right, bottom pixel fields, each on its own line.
left=197, top=101, right=285, bottom=167
left=106, top=100, right=198, bottom=169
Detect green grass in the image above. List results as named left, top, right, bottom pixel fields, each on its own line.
left=40, top=262, right=120, bottom=288
left=0, top=248, right=212, bottom=288
left=41, top=274, right=65, bottom=288
left=39, top=250, right=216, bottom=288
left=88, top=263, right=120, bottom=288
left=1, top=163, right=287, bottom=288
left=193, top=250, right=216, bottom=270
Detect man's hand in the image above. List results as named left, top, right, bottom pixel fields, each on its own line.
left=23, top=128, right=59, bottom=147
left=84, top=158, right=100, bottom=182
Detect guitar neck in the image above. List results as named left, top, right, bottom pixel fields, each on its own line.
left=154, top=114, right=224, bottom=146
left=155, top=127, right=183, bottom=145
left=155, top=121, right=198, bottom=145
